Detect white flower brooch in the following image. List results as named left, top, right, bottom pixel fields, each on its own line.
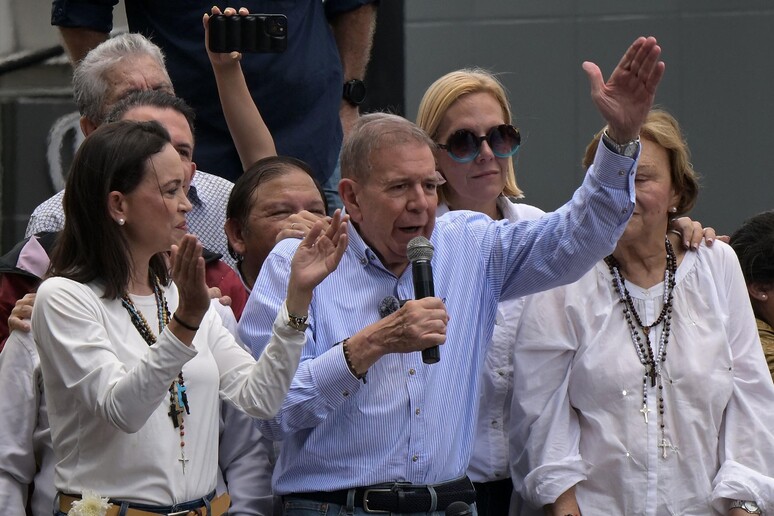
left=66, top=490, right=112, bottom=516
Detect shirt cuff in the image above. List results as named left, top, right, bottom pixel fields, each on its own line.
left=51, top=0, right=115, bottom=32
left=308, top=341, right=364, bottom=405
left=589, top=138, right=639, bottom=204
left=325, top=0, right=379, bottom=18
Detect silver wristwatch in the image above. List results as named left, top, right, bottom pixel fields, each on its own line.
left=286, top=312, right=309, bottom=332
left=601, top=129, right=640, bottom=159
left=730, top=500, right=762, bottom=514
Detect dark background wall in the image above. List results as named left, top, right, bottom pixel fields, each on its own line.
left=1, top=1, right=773, bottom=253
left=403, top=2, right=774, bottom=236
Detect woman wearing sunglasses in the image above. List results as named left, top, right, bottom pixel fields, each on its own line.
left=416, top=70, right=712, bottom=516
left=416, top=69, right=542, bottom=516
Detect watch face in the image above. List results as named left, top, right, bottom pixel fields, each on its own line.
left=344, top=80, right=366, bottom=105
left=622, top=141, right=639, bottom=159
left=744, top=501, right=760, bottom=511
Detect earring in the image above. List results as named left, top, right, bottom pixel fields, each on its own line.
left=762, top=294, right=769, bottom=300
left=117, top=218, right=125, bottom=226
left=669, top=207, right=678, bottom=213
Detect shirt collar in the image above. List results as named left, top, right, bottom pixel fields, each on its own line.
left=187, top=172, right=203, bottom=207
left=342, top=207, right=388, bottom=271
left=436, top=195, right=514, bottom=221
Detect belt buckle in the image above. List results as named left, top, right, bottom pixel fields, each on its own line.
left=362, top=488, right=392, bottom=514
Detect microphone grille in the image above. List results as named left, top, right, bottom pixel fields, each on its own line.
left=407, top=236, right=434, bottom=263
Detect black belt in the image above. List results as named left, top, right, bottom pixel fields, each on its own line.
left=287, top=476, right=476, bottom=513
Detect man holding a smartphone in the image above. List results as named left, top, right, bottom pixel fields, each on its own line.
left=52, top=0, right=378, bottom=211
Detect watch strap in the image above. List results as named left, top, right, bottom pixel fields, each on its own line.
left=730, top=500, right=762, bottom=514
left=287, top=312, right=309, bottom=332
left=342, top=79, right=366, bottom=106
left=601, top=129, right=640, bottom=159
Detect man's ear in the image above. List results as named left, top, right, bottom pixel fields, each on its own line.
left=184, top=162, right=197, bottom=193
left=107, top=191, right=127, bottom=224
left=80, top=116, right=99, bottom=137
left=224, top=218, right=247, bottom=257
left=339, top=178, right=363, bottom=224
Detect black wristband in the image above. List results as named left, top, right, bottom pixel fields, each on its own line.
left=173, top=313, right=200, bottom=332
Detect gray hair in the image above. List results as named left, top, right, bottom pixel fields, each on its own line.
left=73, top=33, right=172, bottom=124
left=340, top=113, right=435, bottom=183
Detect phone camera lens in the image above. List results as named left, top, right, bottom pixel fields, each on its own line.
left=267, top=17, right=286, bottom=36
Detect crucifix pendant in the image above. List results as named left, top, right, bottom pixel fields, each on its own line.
left=639, top=402, right=650, bottom=423
left=168, top=403, right=182, bottom=428
left=644, top=363, right=657, bottom=387
left=178, top=449, right=189, bottom=474
left=658, top=438, right=672, bottom=459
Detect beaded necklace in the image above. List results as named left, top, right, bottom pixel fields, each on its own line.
left=605, top=237, right=677, bottom=458
left=121, top=277, right=191, bottom=473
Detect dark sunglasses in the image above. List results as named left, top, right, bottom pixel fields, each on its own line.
left=437, top=124, right=521, bottom=163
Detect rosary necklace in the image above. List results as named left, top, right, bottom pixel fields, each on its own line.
left=121, top=277, right=191, bottom=473
left=605, top=237, right=676, bottom=458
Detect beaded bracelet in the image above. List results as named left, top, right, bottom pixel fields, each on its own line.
left=341, top=338, right=367, bottom=383
left=172, top=313, right=200, bottom=332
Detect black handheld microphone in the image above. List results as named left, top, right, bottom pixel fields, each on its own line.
left=445, top=501, right=472, bottom=516
left=407, top=236, right=439, bottom=364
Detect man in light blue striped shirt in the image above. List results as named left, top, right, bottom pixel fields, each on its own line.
left=239, top=36, right=665, bottom=515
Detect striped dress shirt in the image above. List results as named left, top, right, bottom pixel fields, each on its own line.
left=238, top=142, right=638, bottom=494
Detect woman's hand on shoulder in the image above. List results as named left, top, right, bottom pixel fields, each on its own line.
left=670, top=216, right=719, bottom=249
left=8, top=292, right=36, bottom=333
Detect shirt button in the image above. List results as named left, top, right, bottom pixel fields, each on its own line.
left=415, top=408, right=421, bottom=415
left=491, top=420, right=498, bottom=426
left=412, top=455, right=418, bottom=462
left=618, top=169, right=626, bottom=176
left=409, top=368, right=416, bottom=375
left=621, top=207, right=628, bottom=213
left=343, top=391, right=349, bottom=397
left=497, top=370, right=505, bottom=377
left=360, top=257, right=368, bottom=265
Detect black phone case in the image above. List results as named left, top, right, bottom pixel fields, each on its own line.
left=208, top=14, right=288, bottom=53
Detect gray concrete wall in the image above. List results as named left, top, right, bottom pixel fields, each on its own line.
left=1, top=2, right=772, bottom=248
left=0, top=0, right=127, bottom=251
left=405, top=2, right=774, bottom=235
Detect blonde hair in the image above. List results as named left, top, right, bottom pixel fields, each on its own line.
left=416, top=68, right=523, bottom=204
left=582, top=109, right=699, bottom=217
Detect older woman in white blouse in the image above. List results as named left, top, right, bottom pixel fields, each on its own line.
left=511, top=110, right=774, bottom=515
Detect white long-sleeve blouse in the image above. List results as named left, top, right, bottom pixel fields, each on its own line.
left=32, top=277, right=304, bottom=506
left=511, top=242, right=774, bottom=515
